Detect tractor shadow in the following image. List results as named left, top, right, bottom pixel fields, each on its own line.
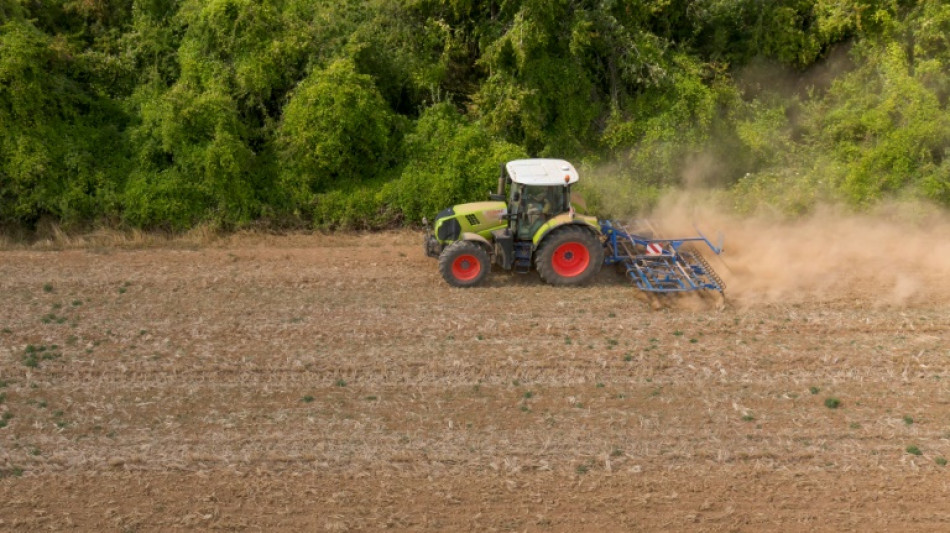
left=484, top=263, right=630, bottom=288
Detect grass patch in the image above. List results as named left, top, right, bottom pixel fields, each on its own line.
left=41, top=313, right=68, bottom=325
left=0, top=467, right=23, bottom=478
left=809, top=386, right=820, bottom=395
left=301, top=395, right=314, bottom=403
left=903, top=415, right=914, bottom=425
left=824, top=397, right=841, bottom=409
left=906, top=445, right=922, bottom=456
left=21, top=344, right=62, bottom=368
left=936, top=457, right=947, bottom=466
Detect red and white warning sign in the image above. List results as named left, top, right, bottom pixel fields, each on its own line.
left=645, top=242, right=664, bottom=256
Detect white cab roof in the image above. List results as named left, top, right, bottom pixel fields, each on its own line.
left=506, top=159, right=579, bottom=186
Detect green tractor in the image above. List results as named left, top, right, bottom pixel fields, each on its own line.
left=423, top=159, right=604, bottom=287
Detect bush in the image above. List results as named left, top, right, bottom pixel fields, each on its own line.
left=304, top=103, right=526, bottom=228
left=123, top=84, right=258, bottom=229
left=277, top=59, right=397, bottom=212
left=381, top=103, right=525, bottom=223
left=0, top=19, right=127, bottom=228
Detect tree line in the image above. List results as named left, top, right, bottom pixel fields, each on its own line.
left=1, top=0, right=948, bottom=231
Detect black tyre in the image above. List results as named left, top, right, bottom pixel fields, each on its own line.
left=438, top=240, right=490, bottom=287
left=535, top=226, right=604, bottom=285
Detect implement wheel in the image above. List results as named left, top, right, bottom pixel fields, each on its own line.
left=536, top=226, right=604, bottom=285
left=438, top=241, right=490, bottom=287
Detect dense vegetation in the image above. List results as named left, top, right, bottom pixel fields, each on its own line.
left=1, top=0, right=948, bottom=230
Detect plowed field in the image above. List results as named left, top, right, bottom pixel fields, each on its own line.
left=1, top=228, right=949, bottom=531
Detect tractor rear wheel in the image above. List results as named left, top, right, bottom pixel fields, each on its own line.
left=438, top=241, right=490, bottom=287
left=536, top=226, right=604, bottom=285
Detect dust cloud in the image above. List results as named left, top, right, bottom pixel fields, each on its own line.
left=645, top=194, right=950, bottom=307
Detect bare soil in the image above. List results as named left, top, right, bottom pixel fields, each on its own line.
left=1, top=229, right=949, bottom=531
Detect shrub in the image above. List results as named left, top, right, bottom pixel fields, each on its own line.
left=381, top=103, right=525, bottom=224
left=277, top=59, right=397, bottom=211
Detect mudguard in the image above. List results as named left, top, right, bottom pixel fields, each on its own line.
left=460, top=232, right=493, bottom=253
left=531, top=213, right=601, bottom=249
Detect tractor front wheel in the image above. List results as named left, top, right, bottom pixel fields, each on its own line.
left=438, top=241, right=490, bottom=287
left=536, top=226, right=604, bottom=285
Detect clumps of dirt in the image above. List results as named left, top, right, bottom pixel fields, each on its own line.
left=646, top=195, right=950, bottom=307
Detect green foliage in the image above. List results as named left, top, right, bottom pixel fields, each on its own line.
left=689, top=0, right=866, bottom=68
left=125, top=83, right=258, bottom=229
left=310, top=183, right=391, bottom=230
left=1, top=0, right=950, bottom=231
left=307, top=103, right=525, bottom=228
left=731, top=4, right=950, bottom=213
left=278, top=59, right=397, bottom=210
left=0, top=18, right=127, bottom=227
left=382, top=103, right=525, bottom=223
left=816, top=43, right=950, bottom=205
left=176, top=0, right=302, bottom=108
left=584, top=54, right=738, bottom=218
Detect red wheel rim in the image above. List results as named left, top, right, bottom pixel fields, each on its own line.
left=551, top=242, right=590, bottom=277
left=451, top=254, right=481, bottom=281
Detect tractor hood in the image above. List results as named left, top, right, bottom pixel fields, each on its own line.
left=432, top=201, right=507, bottom=244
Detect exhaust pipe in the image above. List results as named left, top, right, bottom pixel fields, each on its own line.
left=497, top=164, right=506, bottom=197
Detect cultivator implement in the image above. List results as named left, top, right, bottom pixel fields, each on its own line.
left=601, top=220, right=725, bottom=293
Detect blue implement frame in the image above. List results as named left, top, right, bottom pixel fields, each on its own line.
left=600, top=220, right=726, bottom=293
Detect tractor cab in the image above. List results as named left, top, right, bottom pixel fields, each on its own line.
left=503, top=159, right=578, bottom=240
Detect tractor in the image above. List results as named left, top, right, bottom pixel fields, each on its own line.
left=423, top=159, right=603, bottom=287
left=423, top=158, right=726, bottom=294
